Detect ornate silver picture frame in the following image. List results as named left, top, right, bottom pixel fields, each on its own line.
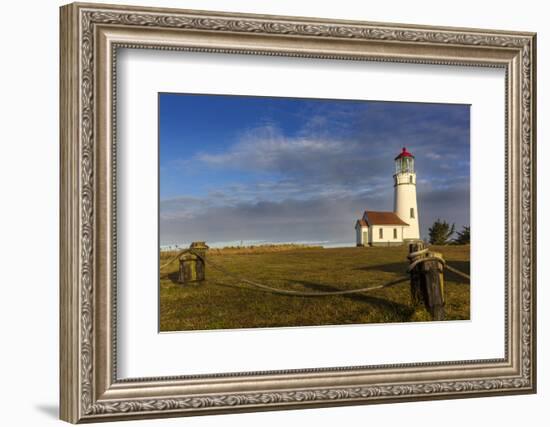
left=60, top=2, right=536, bottom=423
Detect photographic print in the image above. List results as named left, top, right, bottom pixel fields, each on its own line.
left=159, top=94, right=471, bottom=332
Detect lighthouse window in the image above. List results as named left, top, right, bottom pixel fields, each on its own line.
left=409, top=175, right=413, bottom=183
left=410, top=208, right=415, bottom=219
left=379, top=228, right=383, bottom=239
left=393, top=228, right=397, bottom=239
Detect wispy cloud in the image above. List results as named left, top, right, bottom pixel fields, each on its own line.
left=192, top=123, right=386, bottom=186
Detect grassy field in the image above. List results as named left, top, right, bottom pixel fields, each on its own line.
left=159, top=245, right=470, bottom=332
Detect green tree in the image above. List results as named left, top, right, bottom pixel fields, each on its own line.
left=428, top=219, right=455, bottom=245
left=453, top=225, right=470, bottom=245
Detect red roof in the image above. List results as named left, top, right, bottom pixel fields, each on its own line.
left=356, top=219, right=368, bottom=227
left=395, top=147, right=414, bottom=160
left=362, top=211, right=409, bottom=226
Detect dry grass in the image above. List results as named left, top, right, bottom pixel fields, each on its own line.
left=159, top=245, right=470, bottom=332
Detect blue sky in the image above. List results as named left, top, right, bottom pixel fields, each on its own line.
left=159, top=93, right=470, bottom=246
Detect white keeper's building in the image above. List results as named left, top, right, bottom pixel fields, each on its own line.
left=355, top=147, right=421, bottom=247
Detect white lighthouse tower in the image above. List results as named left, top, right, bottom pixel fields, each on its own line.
left=393, top=147, right=420, bottom=241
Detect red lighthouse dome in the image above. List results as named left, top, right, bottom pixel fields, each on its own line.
left=394, top=147, right=414, bottom=160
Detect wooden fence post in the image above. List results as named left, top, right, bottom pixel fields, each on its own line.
left=409, top=242, right=425, bottom=308
left=177, top=242, right=208, bottom=285
left=408, top=242, right=446, bottom=321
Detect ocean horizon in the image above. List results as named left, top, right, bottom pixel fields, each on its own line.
left=160, top=239, right=354, bottom=251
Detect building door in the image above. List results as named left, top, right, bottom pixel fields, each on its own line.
left=363, top=231, right=368, bottom=245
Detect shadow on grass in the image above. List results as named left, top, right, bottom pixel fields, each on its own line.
left=444, top=261, right=471, bottom=283
left=166, top=271, right=179, bottom=283
left=354, top=262, right=408, bottom=275
left=355, top=261, right=470, bottom=284
left=290, top=279, right=415, bottom=321
left=164, top=271, right=219, bottom=288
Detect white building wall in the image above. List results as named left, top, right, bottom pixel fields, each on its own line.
left=370, top=226, right=406, bottom=245
left=394, top=172, right=420, bottom=240
left=355, top=225, right=368, bottom=245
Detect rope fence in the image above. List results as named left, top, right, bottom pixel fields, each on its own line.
left=159, top=244, right=469, bottom=298
left=203, top=256, right=410, bottom=297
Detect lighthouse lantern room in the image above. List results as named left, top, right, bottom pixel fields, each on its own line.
left=395, top=147, right=415, bottom=174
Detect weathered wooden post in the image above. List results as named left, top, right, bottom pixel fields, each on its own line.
left=408, top=242, right=446, bottom=321
left=178, top=241, right=208, bottom=285
left=409, top=242, right=425, bottom=308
